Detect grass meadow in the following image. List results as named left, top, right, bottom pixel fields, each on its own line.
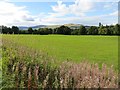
left=2, top=34, right=119, bottom=88
left=3, top=35, right=118, bottom=69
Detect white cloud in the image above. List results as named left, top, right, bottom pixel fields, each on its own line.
left=103, top=2, right=118, bottom=12
left=104, top=4, right=112, bottom=9
left=42, top=1, right=117, bottom=25
left=39, top=10, right=117, bottom=26
left=109, top=11, right=118, bottom=16
left=0, top=1, right=118, bottom=26
left=69, top=0, right=94, bottom=16
left=51, top=0, right=94, bottom=17
left=51, top=1, right=69, bottom=16
left=0, top=1, right=40, bottom=26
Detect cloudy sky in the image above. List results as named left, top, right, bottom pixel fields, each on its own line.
left=0, top=0, right=118, bottom=27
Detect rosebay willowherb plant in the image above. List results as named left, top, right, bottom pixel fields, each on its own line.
left=59, top=61, right=118, bottom=88
left=2, top=39, right=118, bottom=89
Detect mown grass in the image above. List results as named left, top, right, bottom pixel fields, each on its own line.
left=2, top=35, right=118, bottom=69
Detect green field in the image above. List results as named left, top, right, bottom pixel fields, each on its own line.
left=3, top=35, right=118, bottom=68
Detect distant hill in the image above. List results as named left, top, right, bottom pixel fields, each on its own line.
left=18, top=24, right=90, bottom=30
left=18, top=26, right=29, bottom=30
left=32, top=25, right=46, bottom=29
left=18, top=25, right=46, bottom=30
left=64, top=23, right=82, bottom=29
left=46, top=24, right=83, bottom=29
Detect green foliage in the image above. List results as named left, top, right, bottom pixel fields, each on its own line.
left=0, top=59, right=2, bottom=89
left=38, top=28, right=52, bottom=35
left=71, top=29, right=79, bottom=35
left=98, top=25, right=104, bottom=35
left=1, top=24, right=120, bottom=35
left=3, top=35, right=118, bottom=70
left=115, top=24, right=120, bottom=35
left=87, top=26, right=98, bottom=35
left=12, top=26, right=19, bottom=34
left=79, top=25, right=87, bottom=35
left=2, top=39, right=118, bottom=88
left=19, top=30, right=27, bottom=34
left=28, top=27, right=33, bottom=34
left=2, top=26, right=19, bottom=34
left=55, top=25, right=71, bottom=35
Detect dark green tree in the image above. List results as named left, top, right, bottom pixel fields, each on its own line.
left=114, top=24, right=120, bottom=35
left=78, top=25, right=87, bottom=35
left=105, top=25, right=111, bottom=35
left=56, top=25, right=71, bottom=35
left=28, top=27, right=33, bottom=34
left=71, top=29, right=79, bottom=35
left=38, top=28, right=52, bottom=35
left=87, top=26, right=98, bottom=35
left=2, top=26, right=8, bottom=34
left=98, top=26, right=104, bottom=35
left=12, top=26, right=19, bottom=34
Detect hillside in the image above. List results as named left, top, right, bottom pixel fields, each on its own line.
left=18, top=23, right=89, bottom=30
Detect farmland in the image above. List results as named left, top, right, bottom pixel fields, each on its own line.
left=3, top=35, right=118, bottom=69
left=2, top=34, right=118, bottom=88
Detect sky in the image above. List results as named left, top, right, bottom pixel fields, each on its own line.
left=0, top=0, right=119, bottom=27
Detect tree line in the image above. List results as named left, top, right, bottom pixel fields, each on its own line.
left=1, top=24, right=120, bottom=35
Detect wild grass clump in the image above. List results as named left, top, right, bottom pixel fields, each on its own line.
left=2, top=39, right=118, bottom=89
left=59, top=61, right=118, bottom=88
